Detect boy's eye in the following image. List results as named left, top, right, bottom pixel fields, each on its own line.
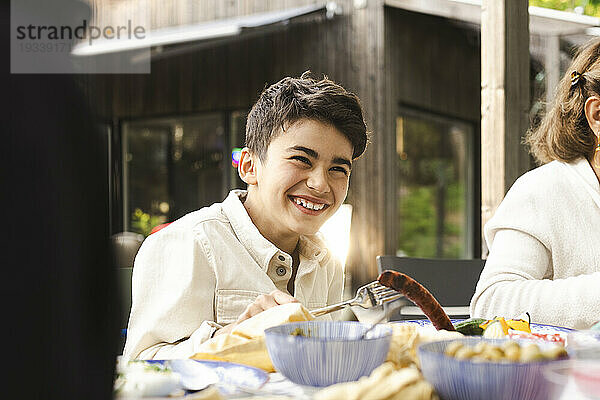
left=291, top=155, right=311, bottom=165
left=331, top=166, right=349, bottom=176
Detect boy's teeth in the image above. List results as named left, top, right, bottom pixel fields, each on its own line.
left=293, top=197, right=325, bottom=211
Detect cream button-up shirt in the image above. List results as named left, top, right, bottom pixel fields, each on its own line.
left=123, top=190, right=344, bottom=360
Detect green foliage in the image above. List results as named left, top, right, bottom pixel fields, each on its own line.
left=396, top=115, right=469, bottom=259
left=530, top=0, right=600, bottom=17
left=130, top=208, right=166, bottom=237
left=397, top=181, right=464, bottom=259
left=398, top=186, right=436, bottom=257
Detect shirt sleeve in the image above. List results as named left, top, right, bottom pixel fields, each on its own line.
left=470, top=228, right=600, bottom=329
left=123, top=226, right=219, bottom=360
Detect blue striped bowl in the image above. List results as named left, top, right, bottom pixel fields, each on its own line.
left=264, top=321, right=392, bottom=387
left=418, top=338, right=565, bottom=400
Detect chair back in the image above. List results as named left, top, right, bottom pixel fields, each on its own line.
left=111, top=231, right=144, bottom=269
left=376, top=256, right=485, bottom=321
left=110, top=231, right=144, bottom=346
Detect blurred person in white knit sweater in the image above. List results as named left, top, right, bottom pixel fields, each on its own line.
left=470, top=39, right=600, bottom=329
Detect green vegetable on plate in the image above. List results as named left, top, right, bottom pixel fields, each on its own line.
left=454, top=318, right=487, bottom=336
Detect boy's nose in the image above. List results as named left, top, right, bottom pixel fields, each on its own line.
left=306, top=169, right=330, bottom=193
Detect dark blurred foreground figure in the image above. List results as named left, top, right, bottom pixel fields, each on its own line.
left=2, top=1, right=119, bottom=399
left=470, top=38, right=600, bottom=329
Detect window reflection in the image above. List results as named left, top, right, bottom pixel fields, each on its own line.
left=122, top=114, right=231, bottom=236
left=396, top=112, right=474, bottom=258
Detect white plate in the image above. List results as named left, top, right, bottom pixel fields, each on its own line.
left=393, top=319, right=573, bottom=335
left=153, top=359, right=269, bottom=396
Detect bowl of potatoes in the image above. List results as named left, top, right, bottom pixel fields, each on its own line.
left=417, top=337, right=568, bottom=400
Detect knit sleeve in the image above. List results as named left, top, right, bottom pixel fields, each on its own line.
left=470, top=225, right=600, bottom=329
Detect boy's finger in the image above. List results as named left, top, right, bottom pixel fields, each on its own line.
left=256, top=294, right=279, bottom=309
left=240, top=303, right=263, bottom=320
left=270, top=290, right=299, bottom=305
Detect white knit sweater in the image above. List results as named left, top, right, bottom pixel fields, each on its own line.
left=470, top=158, right=600, bottom=329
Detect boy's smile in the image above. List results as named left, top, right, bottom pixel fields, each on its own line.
left=239, top=119, right=354, bottom=254
left=289, top=194, right=329, bottom=213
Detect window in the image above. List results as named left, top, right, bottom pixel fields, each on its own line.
left=395, top=110, right=475, bottom=258
left=229, top=111, right=248, bottom=189
left=122, top=113, right=238, bottom=236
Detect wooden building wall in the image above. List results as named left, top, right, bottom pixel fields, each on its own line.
left=83, top=0, right=390, bottom=289
left=385, top=8, right=481, bottom=122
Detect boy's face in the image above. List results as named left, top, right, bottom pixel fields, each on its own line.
left=243, top=119, right=354, bottom=242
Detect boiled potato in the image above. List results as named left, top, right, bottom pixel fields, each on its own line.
left=542, top=346, right=568, bottom=360
left=454, top=347, right=476, bottom=360
left=443, top=340, right=566, bottom=363
left=519, top=343, right=544, bottom=362
left=444, top=341, right=464, bottom=357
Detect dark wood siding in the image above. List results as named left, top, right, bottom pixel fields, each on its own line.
left=385, top=8, right=481, bottom=122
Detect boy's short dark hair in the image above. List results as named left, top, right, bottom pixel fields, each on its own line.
left=245, top=71, right=369, bottom=160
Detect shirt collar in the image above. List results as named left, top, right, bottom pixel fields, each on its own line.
left=298, top=234, right=329, bottom=263
left=221, top=190, right=329, bottom=270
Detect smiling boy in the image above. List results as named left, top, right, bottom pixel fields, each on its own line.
left=123, top=72, right=368, bottom=360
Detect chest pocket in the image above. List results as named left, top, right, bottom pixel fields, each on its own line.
left=215, top=289, right=264, bottom=325
left=297, top=278, right=328, bottom=312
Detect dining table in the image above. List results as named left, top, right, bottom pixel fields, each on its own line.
left=158, top=368, right=591, bottom=400
left=192, top=367, right=593, bottom=400
left=116, top=318, right=599, bottom=400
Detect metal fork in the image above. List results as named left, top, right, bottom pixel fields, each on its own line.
left=311, top=281, right=403, bottom=317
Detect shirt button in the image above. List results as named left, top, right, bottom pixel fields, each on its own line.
left=278, top=255, right=285, bottom=261
left=276, top=266, right=287, bottom=276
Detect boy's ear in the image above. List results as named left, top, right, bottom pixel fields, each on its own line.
left=238, top=147, right=258, bottom=185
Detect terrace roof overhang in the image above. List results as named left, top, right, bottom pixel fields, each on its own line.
left=385, top=0, right=600, bottom=44
left=71, top=2, right=339, bottom=60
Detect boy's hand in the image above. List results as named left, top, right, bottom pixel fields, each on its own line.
left=213, top=290, right=298, bottom=337
left=238, top=290, right=298, bottom=321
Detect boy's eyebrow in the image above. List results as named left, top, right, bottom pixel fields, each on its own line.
left=289, top=146, right=318, bottom=158
left=333, top=157, right=352, bottom=169
left=288, top=146, right=352, bottom=168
